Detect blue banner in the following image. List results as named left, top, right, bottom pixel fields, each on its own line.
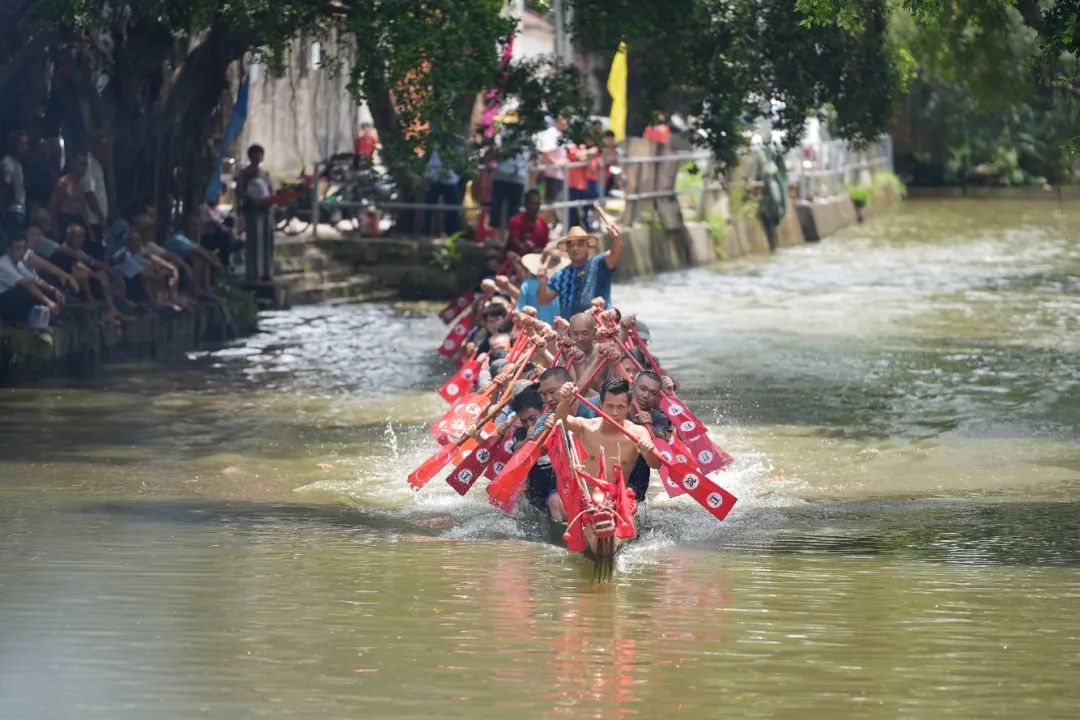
left=205, top=76, right=250, bottom=202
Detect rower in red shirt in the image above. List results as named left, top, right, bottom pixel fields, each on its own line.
left=505, top=188, right=550, bottom=258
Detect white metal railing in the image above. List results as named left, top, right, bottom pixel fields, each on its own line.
left=305, top=136, right=893, bottom=239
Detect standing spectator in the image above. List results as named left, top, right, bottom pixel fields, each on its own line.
left=536, top=116, right=568, bottom=207
left=601, top=130, right=622, bottom=195
left=420, top=148, right=461, bottom=238
left=643, top=113, right=672, bottom=146
left=81, top=131, right=111, bottom=258
left=1, top=130, right=29, bottom=243
left=505, top=189, right=550, bottom=258
left=24, top=138, right=54, bottom=212
left=236, top=143, right=274, bottom=282
left=48, top=153, right=93, bottom=245
left=567, top=138, right=599, bottom=229
left=353, top=122, right=379, bottom=162
left=490, top=125, right=530, bottom=232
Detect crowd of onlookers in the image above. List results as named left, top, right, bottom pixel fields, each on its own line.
left=421, top=115, right=629, bottom=244
left=0, top=129, right=248, bottom=329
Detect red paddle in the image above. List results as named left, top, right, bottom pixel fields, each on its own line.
left=487, top=426, right=552, bottom=511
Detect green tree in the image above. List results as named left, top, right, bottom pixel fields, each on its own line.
left=1, top=0, right=584, bottom=220
left=571, top=0, right=910, bottom=168
left=800, top=0, right=1080, bottom=154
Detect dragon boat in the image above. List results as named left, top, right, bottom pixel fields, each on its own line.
left=407, top=282, right=739, bottom=579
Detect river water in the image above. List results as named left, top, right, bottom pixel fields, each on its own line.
left=2, top=196, right=1078, bottom=718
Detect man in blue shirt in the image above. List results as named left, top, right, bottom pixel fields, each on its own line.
left=536, top=223, right=623, bottom=318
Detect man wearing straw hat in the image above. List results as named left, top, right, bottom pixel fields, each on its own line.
left=515, top=250, right=567, bottom=324
left=536, top=211, right=623, bottom=319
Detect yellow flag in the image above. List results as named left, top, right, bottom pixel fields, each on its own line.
left=606, top=42, right=628, bottom=143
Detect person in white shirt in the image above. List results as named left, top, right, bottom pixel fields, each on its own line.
left=1, top=130, right=29, bottom=244
left=81, top=132, right=111, bottom=256
left=536, top=116, right=568, bottom=207
left=0, top=234, right=61, bottom=325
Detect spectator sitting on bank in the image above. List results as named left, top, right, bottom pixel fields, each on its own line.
left=110, top=229, right=184, bottom=313
left=1, top=130, right=30, bottom=244
left=133, top=213, right=194, bottom=298
left=22, top=224, right=81, bottom=297
left=505, top=189, right=549, bottom=259
left=165, top=215, right=225, bottom=300
left=128, top=214, right=188, bottom=310
left=48, top=153, right=93, bottom=249
left=0, top=233, right=62, bottom=326
left=199, top=193, right=236, bottom=270
left=47, top=223, right=129, bottom=323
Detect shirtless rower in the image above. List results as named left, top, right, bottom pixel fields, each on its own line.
left=568, top=313, right=599, bottom=388
left=555, top=377, right=659, bottom=490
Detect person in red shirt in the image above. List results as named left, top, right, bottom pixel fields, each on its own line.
left=643, top=113, right=671, bottom=146
left=353, top=122, right=378, bottom=161
left=505, top=189, right=550, bottom=258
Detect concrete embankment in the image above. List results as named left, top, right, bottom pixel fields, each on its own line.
left=266, top=187, right=902, bottom=305
left=0, top=291, right=258, bottom=385
left=613, top=186, right=899, bottom=278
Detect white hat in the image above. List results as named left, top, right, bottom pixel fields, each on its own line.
left=520, top=251, right=570, bottom=276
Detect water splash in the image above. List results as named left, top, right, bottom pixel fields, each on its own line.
left=384, top=419, right=400, bottom=462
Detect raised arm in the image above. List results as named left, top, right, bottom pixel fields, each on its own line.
left=603, top=222, right=623, bottom=270
left=535, top=264, right=557, bottom=305
left=24, top=253, right=77, bottom=293
left=633, top=424, right=660, bottom=469
left=555, top=381, right=588, bottom=435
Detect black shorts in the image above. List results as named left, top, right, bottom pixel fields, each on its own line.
left=50, top=252, right=76, bottom=274
left=124, top=274, right=147, bottom=303
left=525, top=464, right=558, bottom=515
left=628, top=456, right=651, bottom=502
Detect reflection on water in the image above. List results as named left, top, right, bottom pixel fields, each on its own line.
left=2, top=197, right=1079, bottom=718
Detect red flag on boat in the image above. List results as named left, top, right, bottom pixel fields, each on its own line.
left=438, top=291, right=475, bottom=324
left=438, top=314, right=473, bottom=357
left=610, top=462, right=636, bottom=540
left=547, top=426, right=585, bottom=553
left=446, top=435, right=498, bottom=495
left=438, top=358, right=481, bottom=403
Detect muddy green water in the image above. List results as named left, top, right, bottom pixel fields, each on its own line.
left=2, top=197, right=1079, bottom=719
